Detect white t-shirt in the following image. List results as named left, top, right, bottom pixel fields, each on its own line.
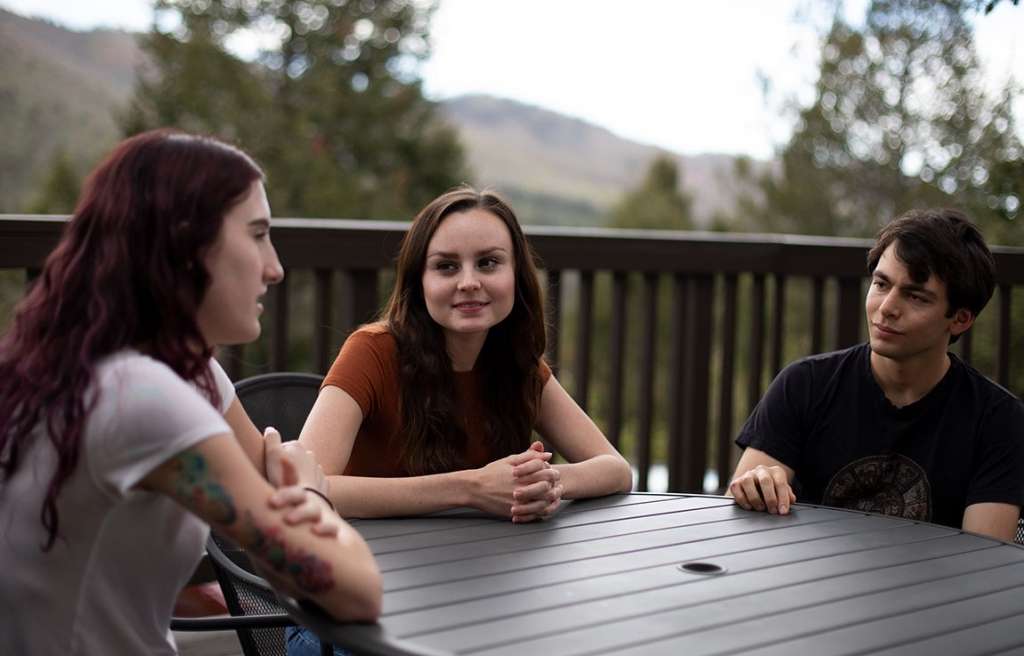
left=0, top=350, right=236, bottom=655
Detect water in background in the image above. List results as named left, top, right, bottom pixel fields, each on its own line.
left=632, top=465, right=719, bottom=494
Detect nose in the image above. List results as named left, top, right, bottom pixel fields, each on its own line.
left=877, top=289, right=899, bottom=318
left=265, top=242, right=285, bottom=285
left=457, top=268, right=480, bottom=291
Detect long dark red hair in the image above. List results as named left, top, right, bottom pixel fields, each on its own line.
left=383, top=186, right=548, bottom=475
left=0, top=129, right=263, bottom=549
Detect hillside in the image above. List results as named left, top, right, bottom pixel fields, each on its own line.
left=440, top=95, right=749, bottom=225
left=0, top=8, right=140, bottom=213
left=0, top=8, right=758, bottom=225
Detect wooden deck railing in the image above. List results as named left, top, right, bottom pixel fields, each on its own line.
left=3, top=215, right=1023, bottom=493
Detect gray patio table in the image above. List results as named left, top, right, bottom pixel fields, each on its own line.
left=279, top=492, right=1024, bottom=655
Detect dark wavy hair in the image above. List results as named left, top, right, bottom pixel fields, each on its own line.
left=0, top=129, right=264, bottom=549
left=383, top=186, right=548, bottom=475
left=867, top=208, right=995, bottom=344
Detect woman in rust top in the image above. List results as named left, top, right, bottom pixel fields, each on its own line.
left=296, top=186, right=632, bottom=522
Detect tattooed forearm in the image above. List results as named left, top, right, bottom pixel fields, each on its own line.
left=169, top=452, right=237, bottom=524
left=240, top=511, right=335, bottom=594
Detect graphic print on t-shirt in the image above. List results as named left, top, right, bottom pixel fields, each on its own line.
left=821, top=453, right=932, bottom=521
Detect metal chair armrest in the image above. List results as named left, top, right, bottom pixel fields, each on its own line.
left=206, top=533, right=275, bottom=592
left=170, top=613, right=295, bottom=631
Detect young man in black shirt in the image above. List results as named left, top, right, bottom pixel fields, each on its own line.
left=730, top=208, right=1024, bottom=541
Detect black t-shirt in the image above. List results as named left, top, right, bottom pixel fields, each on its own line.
left=736, top=344, right=1024, bottom=529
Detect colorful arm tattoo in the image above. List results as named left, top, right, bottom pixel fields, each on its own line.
left=168, top=451, right=237, bottom=525
left=240, top=511, right=335, bottom=594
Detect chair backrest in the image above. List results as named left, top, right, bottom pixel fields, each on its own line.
left=213, top=372, right=324, bottom=655
left=234, top=372, right=323, bottom=442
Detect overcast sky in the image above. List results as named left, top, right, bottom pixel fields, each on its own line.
left=3, top=0, right=1021, bottom=159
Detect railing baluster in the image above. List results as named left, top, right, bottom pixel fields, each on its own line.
left=636, top=273, right=658, bottom=492
left=271, top=271, right=289, bottom=371
left=717, top=273, right=738, bottom=491
left=683, top=274, right=714, bottom=492
left=350, top=269, right=378, bottom=331
left=811, top=277, right=825, bottom=354
left=747, top=274, right=766, bottom=416
left=222, top=345, right=244, bottom=381
left=959, top=324, right=973, bottom=364
left=835, top=276, right=862, bottom=348
left=313, top=268, right=332, bottom=374
left=607, top=272, right=628, bottom=450
left=575, top=270, right=594, bottom=411
left=999, top=283, right=1011, bottom=387
left=667, top=273, right=688, bottom=492
left=546, top=270, right=562, bottom=376
left=771, top=274, right=786, bottom=375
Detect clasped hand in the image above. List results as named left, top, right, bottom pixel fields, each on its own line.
left=475, top=441, right=563, bottom=523
left=263, top=427, right=339, bottom=537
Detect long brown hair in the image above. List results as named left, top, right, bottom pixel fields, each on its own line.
left=0, top=129, right=264, bottom=549
left=383, top=186, right=547, bottom=475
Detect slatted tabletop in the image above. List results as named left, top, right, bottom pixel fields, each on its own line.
left=283, top=493, right=1024, bottom=656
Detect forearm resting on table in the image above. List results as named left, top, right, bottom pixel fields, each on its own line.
left=962, top=502, right=1021, bottom=542
left=142, top=436, right=381, bottom=622
left=247, top=513, right=382, bottom=622
left=326, top=470, right=476, bottom=518
left=553, top=454, right=633, bottom=499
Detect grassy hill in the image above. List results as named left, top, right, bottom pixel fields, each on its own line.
left=441, top=95, right=751, bottom=226
left=0, top=8, right=140, bottom=213
left=0, top=8, right=760, bottom=225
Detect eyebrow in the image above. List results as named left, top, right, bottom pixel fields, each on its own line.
left=426, top=247, right=509, bottom=259
left=248, top=218, right=271, bottom=229
left=872, top=270, right=938, bottom=298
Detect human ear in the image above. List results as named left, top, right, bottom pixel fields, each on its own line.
left=949, top=308, right=974, bottom=337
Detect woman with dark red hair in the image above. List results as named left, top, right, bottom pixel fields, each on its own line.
left=0, top=130, right=381, bottom=654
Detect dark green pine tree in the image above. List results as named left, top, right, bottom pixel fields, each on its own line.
left=123, top=0, right=468, bottom=220
left=730, top=0, right=1021, bottom=242
left=609, top=155, right=694, bottom=230
left=27, top=149, right=80, bottom=214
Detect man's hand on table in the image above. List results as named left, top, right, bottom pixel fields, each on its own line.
left=728, top=447, right=797, bottom=515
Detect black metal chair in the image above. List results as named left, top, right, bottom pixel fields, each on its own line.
left=172, top=372, right=334, bottom=656
left=235, top=372, right=324, bottom=441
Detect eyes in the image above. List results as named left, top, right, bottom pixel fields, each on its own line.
left=871, top=279, right=930, bottom=304
left=430, top=256, right=504, bottom=275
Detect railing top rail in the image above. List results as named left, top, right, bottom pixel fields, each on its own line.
left=2, top=214, right=1023, bottom=280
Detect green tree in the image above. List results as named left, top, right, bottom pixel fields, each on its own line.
left=609, top=155, right=694, bottom=230
left=27, top=149, right=80, bottom=214
left=123, top=0, right=468, bottom=219
left=732, top=0, right=1021, bottom=242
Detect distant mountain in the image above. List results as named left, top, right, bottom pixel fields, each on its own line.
left=440, top=94, right=757, bottom=226
left=0, top=9, right=761, bottom=224
left=0, top=8, right=140, bottom=213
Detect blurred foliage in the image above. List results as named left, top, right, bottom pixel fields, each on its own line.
left=983, top=0, right=1020, bottom=12
left=123, top=0, right=468, bottom=219
left=609, top=155, right=694, bottom=230
left=27, top=150, right=81, bottom=214
left=729, top=0, right=1021, bottom=243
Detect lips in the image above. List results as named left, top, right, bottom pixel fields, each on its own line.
left=872, top=323, right=902, bottom=336
left=453, top=300, right=489, bottom=314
